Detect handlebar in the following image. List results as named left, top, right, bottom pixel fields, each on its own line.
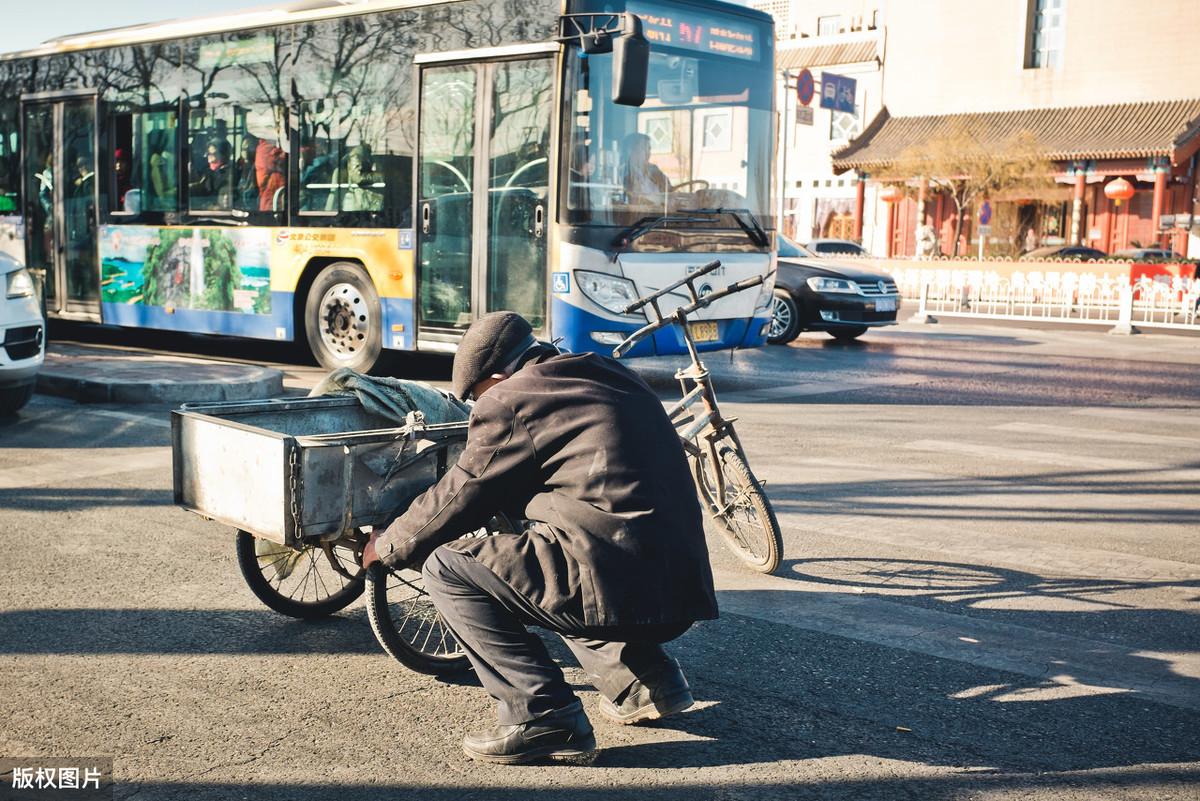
left=619, top=260, right=723, bottom=316
left=612, top=270, right=771, bottom=359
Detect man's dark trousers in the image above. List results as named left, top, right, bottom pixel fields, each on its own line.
left=423, top=545, right=690, bottom=725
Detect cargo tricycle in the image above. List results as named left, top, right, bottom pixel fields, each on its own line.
left=172, top=395, right=494, bottom=674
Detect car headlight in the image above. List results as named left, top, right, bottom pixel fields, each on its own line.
left=6, top=268, right=34, bottom=299
left=806, top=276, right=858, bottom=294
left=575, top=270, right=640, bottom=315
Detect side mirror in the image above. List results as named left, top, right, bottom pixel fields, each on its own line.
left=612, top=15, right=649, bottom=106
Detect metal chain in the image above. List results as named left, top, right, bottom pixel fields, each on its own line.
left=288, top=445, right=302, bottom=541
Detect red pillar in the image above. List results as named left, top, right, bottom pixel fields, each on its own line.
left=1151, top=164, right=1168, bottom=247
left=1100, top=191, right=1114, bottom=253
left=854, top=174, right=866, bottom=241
left=1071, top=170, right=1087, bottom=245
left=885, top=202, right=897, bottom=258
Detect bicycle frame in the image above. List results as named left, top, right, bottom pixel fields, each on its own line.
left=612, top=259, right=769, bottom=519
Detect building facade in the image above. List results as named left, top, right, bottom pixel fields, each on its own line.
left=760, top=0, right=1200, bottom=258
left=755, top=1, right=887, bottom=251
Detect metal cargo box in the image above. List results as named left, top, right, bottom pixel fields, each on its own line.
left=172, top=396, right=467, bottom=545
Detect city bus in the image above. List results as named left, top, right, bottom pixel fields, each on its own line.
left=0, top=0, right=776, bottom=371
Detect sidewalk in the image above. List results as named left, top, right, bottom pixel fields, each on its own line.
left=37, top=343, right=285, bottom=404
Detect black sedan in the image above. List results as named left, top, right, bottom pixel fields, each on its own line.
left=768, top=235, right=901, bottom=344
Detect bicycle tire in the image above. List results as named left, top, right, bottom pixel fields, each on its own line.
left=235, top=530, right=366, bottom=620
left=365, top=515, right=515, bottom=674
left=365, top=561, right=470, bottom=675
left=693, top=447, right=783, bottom=574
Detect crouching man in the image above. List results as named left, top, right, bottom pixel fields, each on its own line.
left=363, top=311, right=717, bottom=764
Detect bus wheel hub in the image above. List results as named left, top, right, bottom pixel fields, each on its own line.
left=319, top=282, right=368, bottom=358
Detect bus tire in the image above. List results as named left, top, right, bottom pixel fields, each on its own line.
left=304, top=261, right=383, bottom=372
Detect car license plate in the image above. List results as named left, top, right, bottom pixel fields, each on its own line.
left=690, top=321, right=719, bottom=342
left=875, top=298, right=897, bottom=312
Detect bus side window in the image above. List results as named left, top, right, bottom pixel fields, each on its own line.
left=320, top=102, right=411, bottom=229
left=0, top=102, right=19, bottom=214
left=299, top=99, right=339, bottom=215
left=187, top=108, right=236, bottom=214
left=108, top=112, right=140, bottom=217
left=233, top=104, right=288, bottom=215
left=142, top=116, right=178, bottom=214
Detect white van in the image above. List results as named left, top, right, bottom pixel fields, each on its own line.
left=0, top=252, right=44, bottom=415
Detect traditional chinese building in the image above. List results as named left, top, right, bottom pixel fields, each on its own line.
left=761, top=0, right=1200, bottom=258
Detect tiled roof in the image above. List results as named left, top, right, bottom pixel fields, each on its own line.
left=777, top=38, right=879, bottom=70
left=831, top=98, right=1200, bottom=171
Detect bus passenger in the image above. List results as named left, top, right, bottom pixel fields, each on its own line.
left=236, top=135, right=259, bottom=211
left=328, top=145, right=383, bottom=212
left=255, top=141, right=286, bottom=212
left=113, top=148, right=133, bottom=211
left=191, top=138, right=232, bottom=210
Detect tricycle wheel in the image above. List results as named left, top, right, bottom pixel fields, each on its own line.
left=235, top=530, right=366, bottom=619
left=366, top=515, right=515, bottom=674
left=365, top=562, right=470, bottom=675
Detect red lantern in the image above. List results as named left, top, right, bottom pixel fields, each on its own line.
left=1104, top=177, right=1135, bottom=206
left=879, top=185, right=904, bottom=204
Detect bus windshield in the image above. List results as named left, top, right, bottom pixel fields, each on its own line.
left=564, top=36, right=773, bottom=229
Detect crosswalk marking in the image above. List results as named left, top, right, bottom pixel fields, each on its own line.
left=901, top=439, right=1160, bottom=472
left=1070, top=407, right=1198, bottom=427
left=991, top=422, right=1200, bottom=447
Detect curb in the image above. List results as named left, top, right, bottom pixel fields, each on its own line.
left=36, top=365, right=286, bottom=404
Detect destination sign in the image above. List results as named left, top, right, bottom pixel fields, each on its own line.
left=627, top=2, right=759, bottom=61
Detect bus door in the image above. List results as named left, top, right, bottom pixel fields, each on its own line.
left=21, top=95, right=100, bottom=320
left=415, top=51, right=555, bottom=348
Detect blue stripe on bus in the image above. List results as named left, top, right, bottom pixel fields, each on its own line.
left=381, top=296, right=415, bottom=351
left=100, top=292, right=295, bottom=341
left=550, top=298, right=769, bottom=357
left=550, top=298, right=653, bottom=357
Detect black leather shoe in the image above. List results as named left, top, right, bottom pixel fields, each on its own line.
left=462, top=704, right=597, bottom=764
left=598, top=659, right=694, bottom=725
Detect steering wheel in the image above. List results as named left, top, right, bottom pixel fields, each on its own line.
left=670, top=179, right=710, bottom=193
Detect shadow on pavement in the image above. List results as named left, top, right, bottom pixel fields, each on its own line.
left=767, top=469, right=1200, bottom=527
left=4, top=597, right=1197, bottom=777
left=109, top=768, right=1200, bottom=801
left=0, top=486, right=174, bottom=512
left=0, top=607, right=384, bottom=656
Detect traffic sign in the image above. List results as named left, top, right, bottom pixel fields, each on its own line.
left=820, top=72, right=856, bottom=113
left=796, top=68, right=815, bottom=106
left=796, top=106, right=814, bottom=126
left=979, top=200, right=992, bottom=226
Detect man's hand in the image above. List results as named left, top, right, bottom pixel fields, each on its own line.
left=361, top=528, right=383, bottom=571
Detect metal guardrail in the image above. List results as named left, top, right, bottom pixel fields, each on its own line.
left=910, top=273, right=1200, bottom=333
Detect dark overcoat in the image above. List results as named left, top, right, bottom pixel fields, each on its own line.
left=375, top=352, right=718, bottom=628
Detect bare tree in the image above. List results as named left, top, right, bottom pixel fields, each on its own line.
left=875, top=122, right=1053, bottom=256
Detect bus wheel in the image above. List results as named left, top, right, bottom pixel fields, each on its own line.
left=304, top=261, right=382, bottom=372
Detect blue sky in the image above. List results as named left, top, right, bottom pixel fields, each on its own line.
left=0, top=0, right=257, bottom=54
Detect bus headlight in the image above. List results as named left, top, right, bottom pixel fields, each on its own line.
left=576, top=270, right=640, bottom=315
left=754, top=272, right=776, bottom=309
left=6, top=269, right=34, bottom=299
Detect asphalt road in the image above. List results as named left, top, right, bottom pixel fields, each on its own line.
left=2, top=320, right=1198, bottom=800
